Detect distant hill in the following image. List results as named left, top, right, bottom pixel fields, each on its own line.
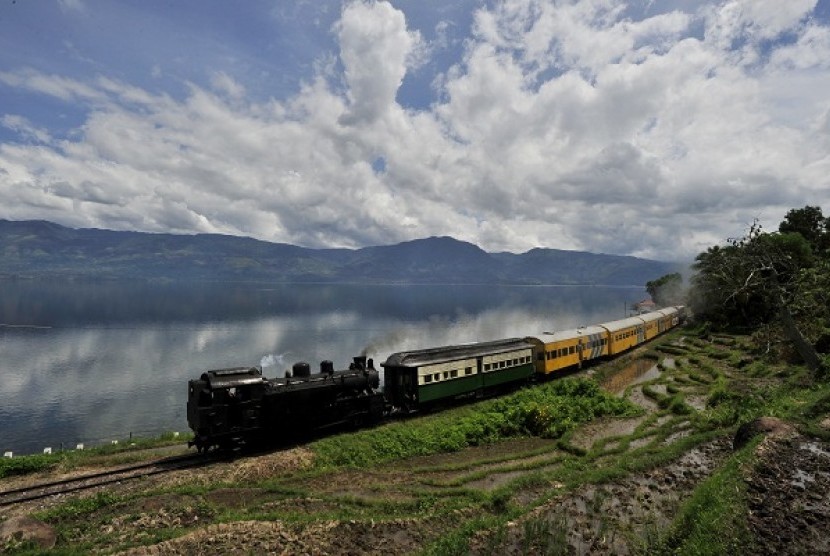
left=0, top=219, right=682, bottom=286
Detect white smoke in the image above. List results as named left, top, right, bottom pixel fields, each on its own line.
left=260, top=352, right=289, bottom=369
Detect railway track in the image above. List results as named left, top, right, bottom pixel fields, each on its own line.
left=0, top=453, right=215, bottom=507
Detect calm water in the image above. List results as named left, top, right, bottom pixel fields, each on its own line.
left=0, top=282, right=644, bottom=454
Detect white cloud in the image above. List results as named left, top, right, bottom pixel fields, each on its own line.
left=335, top=0, right=422, bottom=126
left=1, top=115, right=52, bottom=144
left=57, top=0, right=86, bottom=14
left=0, top=69, right=105, bottom=104
left=210, top=72, right=246, bottom=101
left=1, top=0, right=829, bottom=261
left=704, top=0, right=817, bottom=46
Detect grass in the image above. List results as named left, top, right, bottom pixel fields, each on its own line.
left=520, top=513, right=569, bottom=555
left=645, top=439, right=759, bottom=555
left=310, top=377, right=641, bottom=469
left=421, top=515, right=506, bottom=556
left=0, top=453, right=57, bottom=479
left=407, top=441, right=557, bottom=474
left=641, top=383, right=695, bottom=416
left=655, top=344, right=688, bottom=356
left=0, top=431, right=191, bottom=479
left=36, top=491, right=122, bottom=521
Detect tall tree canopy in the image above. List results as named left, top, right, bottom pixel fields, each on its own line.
left=689, top=213, right=828, bottom=373
left=779, top=205, right=830, bottom=255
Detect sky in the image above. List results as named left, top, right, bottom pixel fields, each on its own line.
left=1, top=0, right=829, bottom=262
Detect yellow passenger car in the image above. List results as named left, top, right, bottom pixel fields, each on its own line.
left=640, top=311, right=663, bottom=340
left=526, top=325, right=608, bottom=375
left=655, top=307, right=678, bottom=333
left=600, top=317, right=646, bottom=355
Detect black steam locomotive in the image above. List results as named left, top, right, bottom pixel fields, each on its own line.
left=187, top=356, right=384, bottom=452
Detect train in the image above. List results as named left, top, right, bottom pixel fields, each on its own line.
left=186, top=306, right=685, bottom=452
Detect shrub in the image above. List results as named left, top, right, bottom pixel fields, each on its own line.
left=0, top=454, right=57, bottom=479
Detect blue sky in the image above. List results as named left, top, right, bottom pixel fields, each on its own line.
left=1, top=0, right=829, bottom=260
left=0, top=1, right=476, bottom=137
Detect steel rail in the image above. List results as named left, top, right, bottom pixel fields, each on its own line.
left=0, top=453, right=216, bottom=507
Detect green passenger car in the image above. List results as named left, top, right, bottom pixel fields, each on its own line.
left=382, top=338, right=535, bottom=409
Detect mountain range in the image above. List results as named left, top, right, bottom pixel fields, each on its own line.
left=0, top=219, right=682, bottom=286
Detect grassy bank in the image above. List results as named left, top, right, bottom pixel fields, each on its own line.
left=311, top=377, right=641, bottom=469
left=0, top=432, right=191, bottom=480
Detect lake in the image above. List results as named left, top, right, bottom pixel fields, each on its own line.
left=0, top=281, right=645, bottom=455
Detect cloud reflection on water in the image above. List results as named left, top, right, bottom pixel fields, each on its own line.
left=0, top=283, right=642, bottom=454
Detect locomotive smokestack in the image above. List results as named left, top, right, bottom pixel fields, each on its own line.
left=320, top=360, right=334, bottom=375
left=353, top=355, right=367, bottom=371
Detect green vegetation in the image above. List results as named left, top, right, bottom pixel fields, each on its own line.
left=0, top=431, right=190, bottom=479
left=689, top=205, right=830, bottom=374
left=0, top=454, right=56, bottom=480
left=645, top=440, right=758, bottom=555
left=37, top=492, right=122, bottom=521
left=311, top=378, right=640, bottom=468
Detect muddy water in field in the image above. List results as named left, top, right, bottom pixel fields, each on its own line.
left=567, top=356, right=676, bottom=453
left=600, top=357, right=667, bottom=395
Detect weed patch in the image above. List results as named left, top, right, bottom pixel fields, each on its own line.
left=656, top=345, right=688, bottom=356
left=0, top=454, right=57, bottom=479
left=37, top=491, right=122, bottom=521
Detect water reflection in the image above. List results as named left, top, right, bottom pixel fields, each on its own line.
left=601, top=358, right=662, bottom=395
left=0, top=282, right=643, bottom=454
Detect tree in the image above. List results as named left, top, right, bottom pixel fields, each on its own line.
left=779, top=205, right=830, bottom=255
left=689, top=219, right=823, bottom=372
left=689, top=242, right=775, bottom=327
left=788, top=259, right=830, bottom=365
left=646, top=272, right=684, bottom=306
